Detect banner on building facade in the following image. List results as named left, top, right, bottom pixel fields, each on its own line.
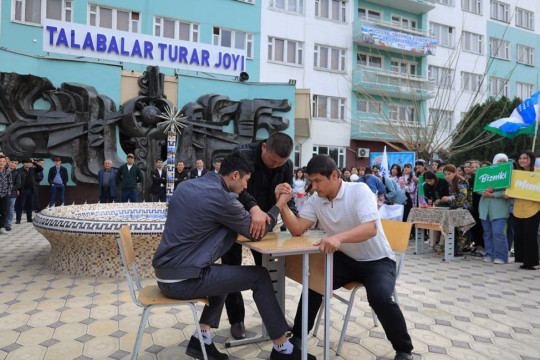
left=361, top=26, right=436, bottom=55
left=43, top=19, right=246, bottom=76
left=473, top=162, right=513, bottom=192
left=371, top=152, right=416, bottom=169
left=505, top=170, right=540, bottom=202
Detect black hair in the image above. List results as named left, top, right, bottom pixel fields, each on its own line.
left=306, top=155, right=338, bottom=178
left=364, top=166, right=373, bottom=175
left=372, top=164, right=380, bottom=169
left=517, top=150, right=536, bottom=171
left=0, top=156, right=5, bottom=160
left=424, top=171, right=438, bottom=184
left=22, top=158, right=31, bottom=164
left=155, top=159, right=163, bottom=163
left=176, top=160, right=184, bottom=165
left=219, top=150, right=254, bottom=177
left=265, top=132, right=294, bottom=158
left=390, top=163, right=402, bottom=177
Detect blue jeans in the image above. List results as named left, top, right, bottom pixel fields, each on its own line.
left=49, top=184, right=65, bottom=207
left=6, top=197, right=16, bottom=227
left=482, top=215, right=508, bottom=263
left=121, top=190, right=138, bottom=203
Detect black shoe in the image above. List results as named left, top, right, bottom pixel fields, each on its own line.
left=270, top=345, right=316, bottom=360
left=15, top=220, right=21, bottom=224
left=519, top=265, right=538, bottom=270
left=27, top=219, right=32, bottom=223
left=288, top=336, right=302, bottom=350
left=185, top=335, right=228, bottom=360
left=230, top=322, right=246, bottom=340
left=394, top=352, right=413, bottom=360
left=5, top=226, right=11, bottom=231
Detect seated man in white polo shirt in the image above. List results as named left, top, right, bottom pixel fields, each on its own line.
left=276, top=155, right=413, bottom=360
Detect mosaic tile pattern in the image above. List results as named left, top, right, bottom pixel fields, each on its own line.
left=1, top=222, right=540, bottom=360
left=33, top=204, right=167, bottom=278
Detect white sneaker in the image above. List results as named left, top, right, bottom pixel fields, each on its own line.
left=0, top=228, right=7, bottom=235
left=483, top=257, right=493, bottom=263
left=493, top=259, right=506, bottom=264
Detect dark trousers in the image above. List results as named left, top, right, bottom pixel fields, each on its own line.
left=49, top=184, right=65, bottom=206
left=99, top=188, right=115, bottom=203
left=514, top=211, right=540, bottom=267
left=470, top=209, right=484, bottom=247
left=33, top=185, right=41, bottom=212
left=16, top=189, right=34, bottom=221
left=151, top=188, right=166, bottom=202
left=121, top=190, right=138, bottom=203
left=221, top=242, right=262, bottom=324
left=292, top=253, right=413, bottom=354
left=0, top=195, right=9, bottom=228
left=158, top=264, right=288, bottom=340
left=402, top=195, right=413, bottom=222
left=506, top=213, right=515, bottom=251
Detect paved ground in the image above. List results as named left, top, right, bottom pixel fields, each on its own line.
left=0, top=222, right=539, bottom=360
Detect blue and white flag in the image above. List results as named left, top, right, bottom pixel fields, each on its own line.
left=380, top=146, right=390, bottom=179
left=484, top=91, right=540, bottom=138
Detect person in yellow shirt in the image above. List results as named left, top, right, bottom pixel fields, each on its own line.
left=509, top=151, right=540, bottom=270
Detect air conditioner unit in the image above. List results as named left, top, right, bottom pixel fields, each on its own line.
left=357, top=148, right=370, bottom=158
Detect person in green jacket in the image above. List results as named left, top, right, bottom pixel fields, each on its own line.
left=116, top=153, right=144, bottom=203
left=478, top=154, right=511, bottom=264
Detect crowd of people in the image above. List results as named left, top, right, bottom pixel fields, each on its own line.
left=289, top=151, right=538, bottom=270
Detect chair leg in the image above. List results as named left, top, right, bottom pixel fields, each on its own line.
left=313, top=298, right=324, bottom=337
left=190, top=304, right=208, bottom=360
left=132, top=306, right=151, bottom=360
left=337, top=288, right=358, bottom=356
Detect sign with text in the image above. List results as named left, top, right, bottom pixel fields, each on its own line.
left=43, top=19, right=246, bottom=76
left=361, top=26, right=437, bottom=55
left=505, top=170, right=540, bottom=202
left=473, top=162, right=513, bottom=192
left=371, top=152, right=415, bottom=169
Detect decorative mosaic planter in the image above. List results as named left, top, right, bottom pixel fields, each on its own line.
left=33, top=203, right=166, bottom=278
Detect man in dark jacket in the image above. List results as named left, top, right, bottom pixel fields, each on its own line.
left=150, top=159, right=167, bottom=202
left=98, top=159, right=118, bottom=203
left=6, top=159, right=20, bottom=231
left=48, top=156, right=68, bottom=207
left=221, top=132, right=297, bottom=340
left=0, top=156, right=13, bottom=234
left=153, top=151, right=313, bottom=360
left=116, top=153, right=144, bottom=202
left=16, top=158, right=43, bottom=223
left=189, top=159, right=208, bottom=179
left=173, top=161, right=189, bottom=190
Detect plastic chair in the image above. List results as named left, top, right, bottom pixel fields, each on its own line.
left=117, top=226, right=209, bottom=360
left=313, top=219, right=412, bottom=355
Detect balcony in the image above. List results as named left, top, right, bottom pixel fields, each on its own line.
left=351, top=115, right=423, bottom=141
left=353, top=67, right=435, bottom=100
left=354, top=20, right=437, bottom=57
left=365, top=0, right=435, bottom=14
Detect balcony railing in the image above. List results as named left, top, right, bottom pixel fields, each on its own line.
left=354, top=20, right=437, bottom=57
left=351, top=117, right=423, bottom=141
left=352, top=68, right=435, bottom=100
left=364, top=0, right=435, bottom=14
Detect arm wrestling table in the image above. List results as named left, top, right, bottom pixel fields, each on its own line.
left=225, top=232, right=332, bottom=360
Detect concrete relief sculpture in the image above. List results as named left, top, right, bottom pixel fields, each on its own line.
left=0, top=66, right=291, bottom=199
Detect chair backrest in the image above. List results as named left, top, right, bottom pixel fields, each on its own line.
left=381, top=219, right=412, bottom=253
left=117, top=225, right=143, bottom=305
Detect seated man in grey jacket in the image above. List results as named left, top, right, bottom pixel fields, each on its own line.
left=153, top=151, right=315, bottom=360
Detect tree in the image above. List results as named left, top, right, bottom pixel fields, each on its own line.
left=449, top=96, right=538, bottom=165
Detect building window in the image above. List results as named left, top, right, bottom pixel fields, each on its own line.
left=213, top=27, right=254, bottom=59
left=388, top=105, right=415, bottom=125
left=314, top=45, right=346, bottom=72
left=46, top=0, right=72, bottom=22
left=490, top=1, right=510, bottom=23
left=462, top=0, right=481, bottom=14
left=461, top=72, right=482, bottom=92
left=434, top=0, right=454, bottom=5
left=430, top=23, right=454, bottom=48
left=154, top=17, right=199, bottom=42
left=313, top=95, right=346, bottom=121
left=358, top=7, right=381, bottom=21
left=391, top=15, right=417, bottom=30
left=313, top=146, right=345, bottom=168
left=294, top=144, right=301, bottom=168
left=391, top=59, right=417, bottom=76
left=357, top=53, right=382, bottom=68
left=357, top=99, right=382, bottom=114
left=516, top=82, right=534, bottom=100
left=429, top=109, right=453, bottom=131
left=517, top=45, right=534, bottom=66
left=429, top=66, right=453, bottom=89
left=89, top=4, right=140, bottom=33
left=462, top=31, right=483, bottom=54
left=270, top=0, right=304, bottom=14
left=315, top=0, right=346, bottom=23
left=490, top=77, right=509, bottom=97
left=490, top=38, right=510, bottom=60
left=516, top=8, right=534, bottom=31
left=268, top=37, right=303, bottom=66
left=13, top=0, right=41, bottom=24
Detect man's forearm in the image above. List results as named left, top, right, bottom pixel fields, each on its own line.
left=333, top=221, right=377, bottom=244
left=280, top=204, right=304, bottom=236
